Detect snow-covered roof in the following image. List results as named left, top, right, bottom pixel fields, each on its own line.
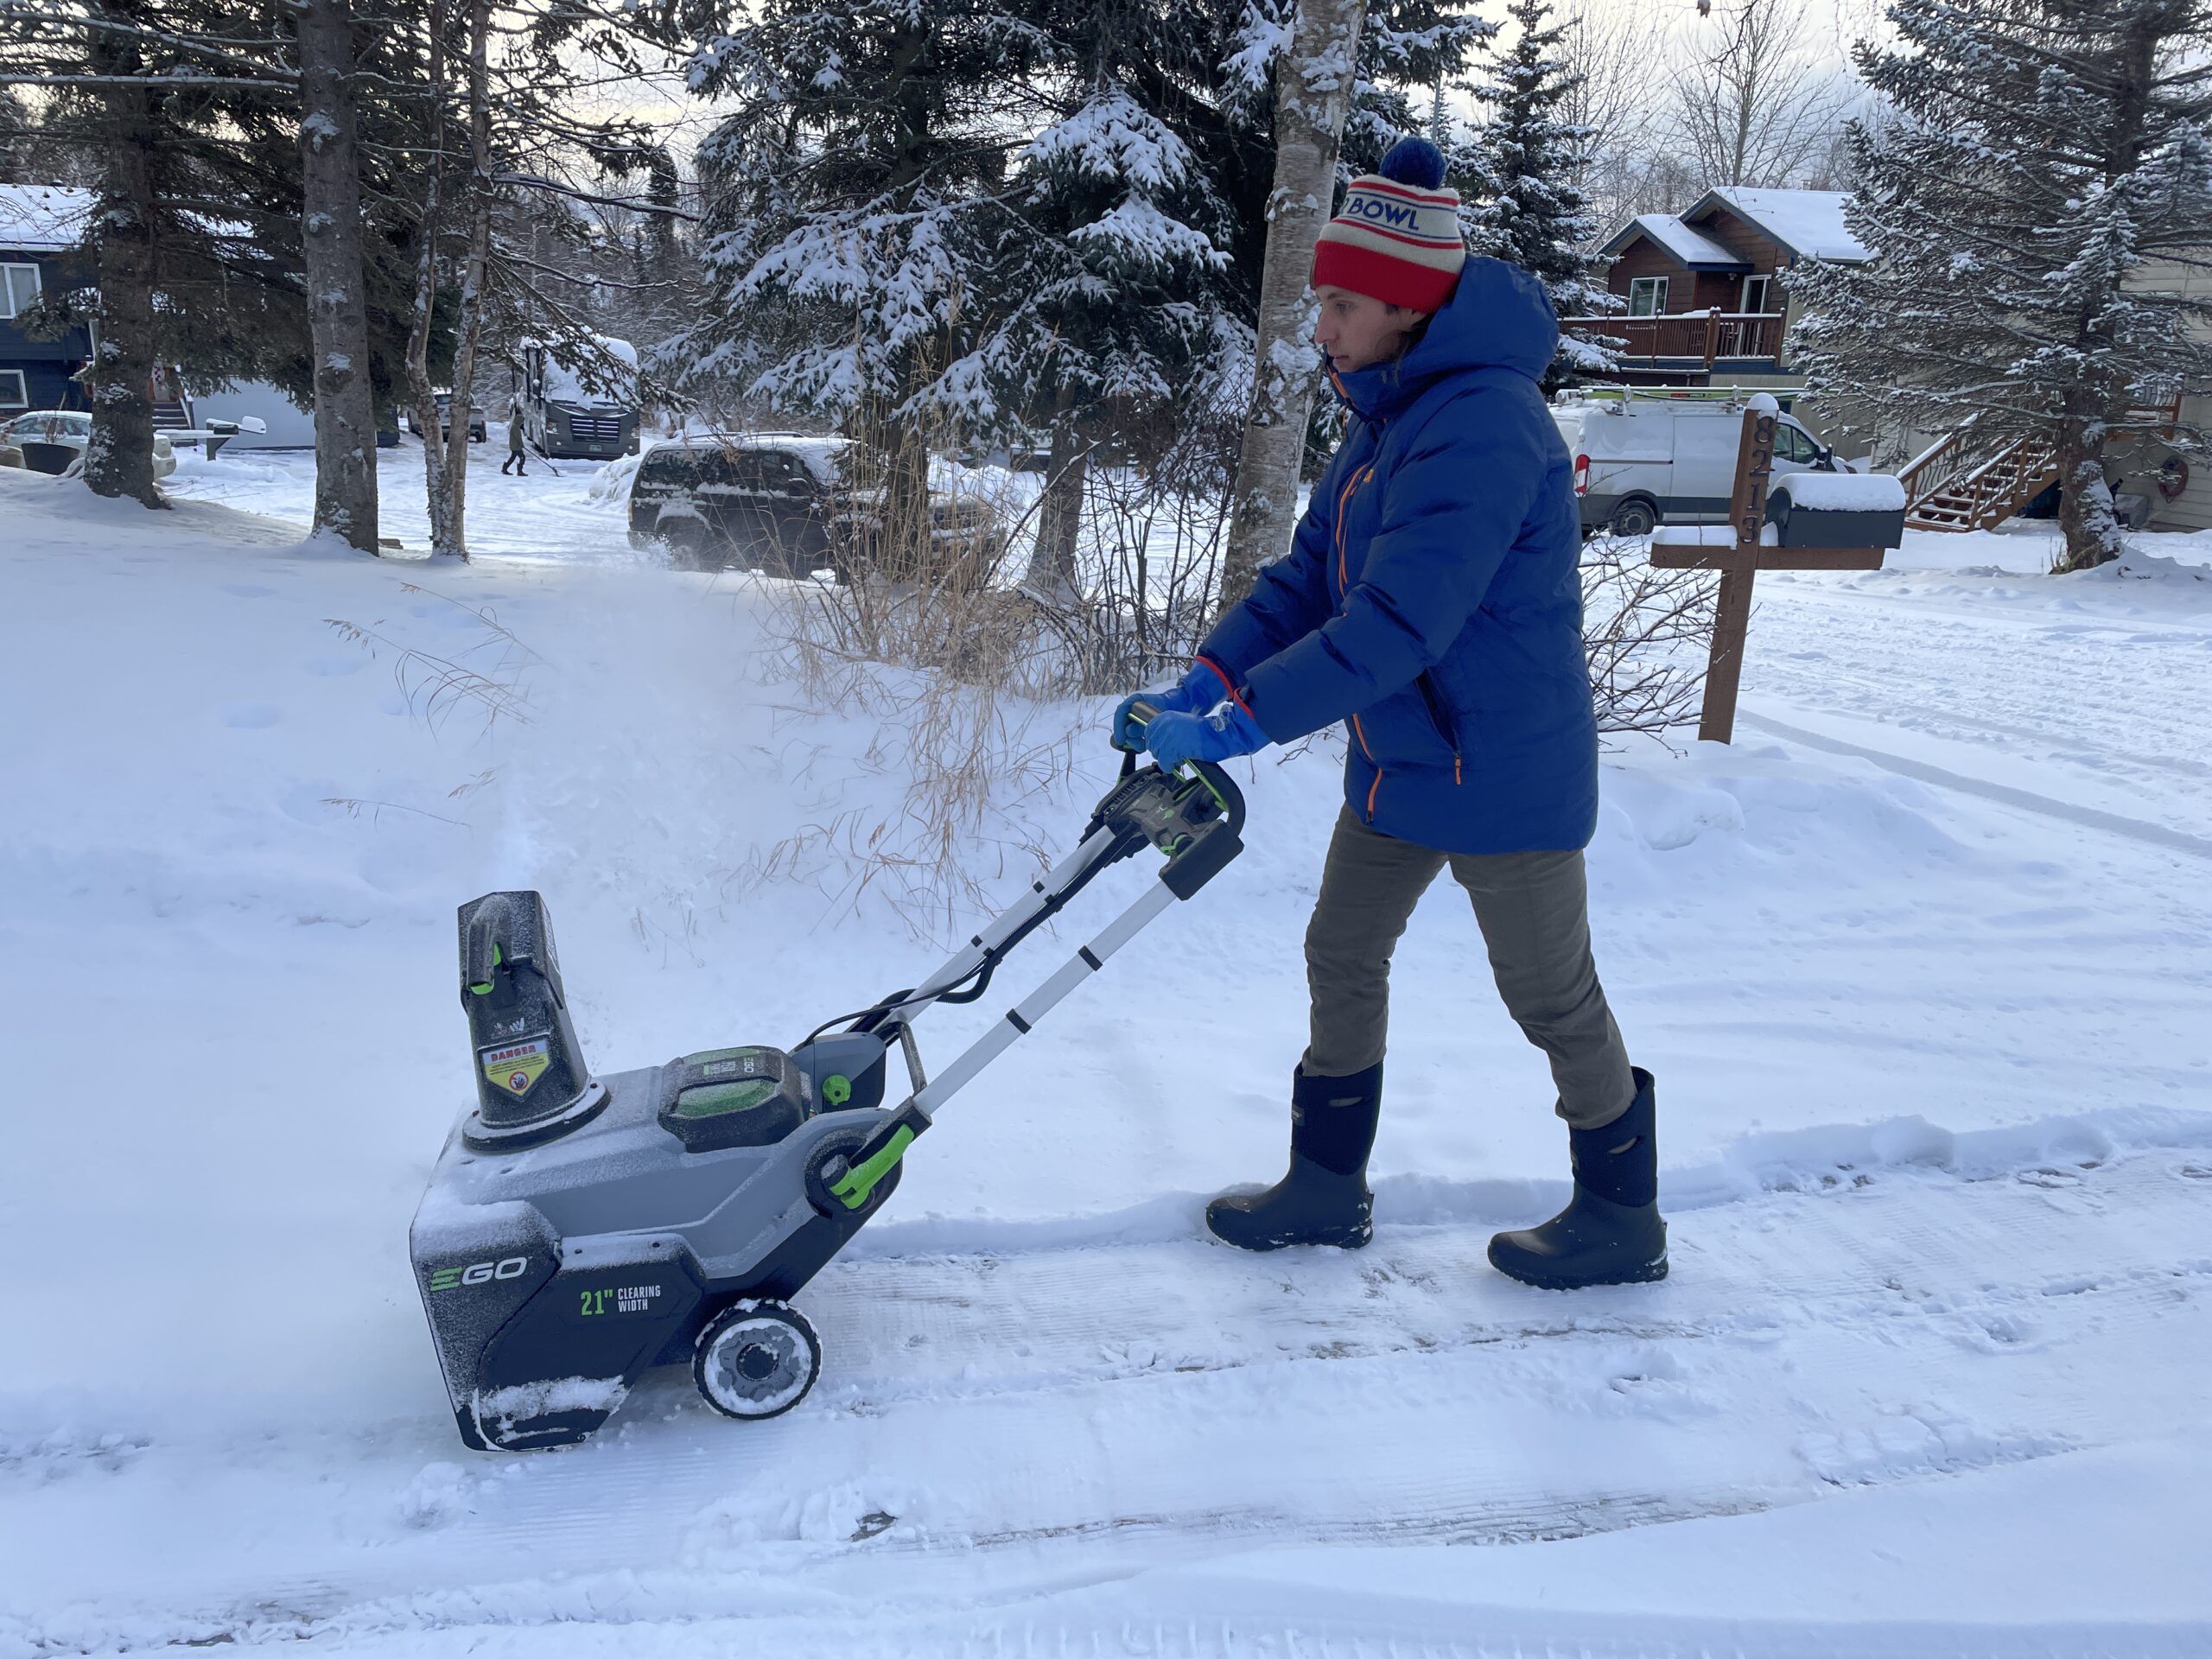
left=0, top=185, right=92, bottom=253
left=1601, top=213, right=1751, bottom=270
left=1700, top=188, right=1869, bottom=264
left=525, top=334, right=638, bottom=408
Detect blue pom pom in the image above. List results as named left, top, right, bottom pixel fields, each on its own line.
left=1377, top=136, right=1447, bottom=190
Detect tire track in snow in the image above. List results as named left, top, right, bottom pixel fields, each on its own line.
left=1738, top=710, right=2212, bottom=862
left=1743, top=574, right=2212, bottom=852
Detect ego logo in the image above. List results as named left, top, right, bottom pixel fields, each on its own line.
left=428, top=1255, right=530, bottom=1293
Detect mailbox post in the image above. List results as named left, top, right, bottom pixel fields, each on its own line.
left=1649, top=397, right=1891, bottom=744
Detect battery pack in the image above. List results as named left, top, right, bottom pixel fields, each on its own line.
left=658, top=1046, right=808, bottom=1151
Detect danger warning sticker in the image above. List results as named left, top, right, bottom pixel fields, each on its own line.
left=480, top=1035, right=550, bottom=1097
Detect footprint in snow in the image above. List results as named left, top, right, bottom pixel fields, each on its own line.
left=219, top=702, right=282, bottom=729
left=302, top=654, right=366, bottom=677
left=221, top=583, right=278, bottom=598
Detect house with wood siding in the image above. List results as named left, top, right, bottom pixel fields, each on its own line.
left=2101, top=257, right=2212, bottom=535
left=1582, top=189, right=2209, bottom=534
left=1578, top=188, right=1868, bottom=390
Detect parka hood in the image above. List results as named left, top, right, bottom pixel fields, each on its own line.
left=1332, top=256, right=1560, bottom=422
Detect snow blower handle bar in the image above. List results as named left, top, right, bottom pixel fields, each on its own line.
left=1117, top=699, right=1247, bottom=839
left=817, top=720, right=1245, bottom=1212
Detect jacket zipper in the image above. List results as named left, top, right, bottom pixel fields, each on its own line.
left=1415, top=672, right=1464, bottom=786
left=1333, top=463, right=1382, bottom=818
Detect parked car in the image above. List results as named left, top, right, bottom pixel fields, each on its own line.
left=0, top=410, right=175, bottom=479
left=403, top=391, right=486, bottom=444
left=626, top=435, right=1007, bottom=578
left=1553, top=390, right=1839, bottom=537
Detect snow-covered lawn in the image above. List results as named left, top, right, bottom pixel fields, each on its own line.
left=3, top=456, right=2209, bottom=1656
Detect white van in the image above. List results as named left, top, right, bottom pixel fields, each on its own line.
left=1554, top=390, right=1843, bottom=537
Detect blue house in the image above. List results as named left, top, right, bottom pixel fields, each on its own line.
left=0, top=185, right=95, bottom=416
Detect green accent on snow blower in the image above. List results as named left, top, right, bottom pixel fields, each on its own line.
left=830, top=1125, right=915, bottom=1209
left=822, top=1074, right=853, bottom=1106
left=672, top=1078, right=778, bottom=1117
left=467, top=942, right=503, bottom=995
left=1177, top=766, right=1231, bottom=822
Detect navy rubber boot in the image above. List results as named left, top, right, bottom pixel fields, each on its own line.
left=1489, top=1067, right=1667, bottom=1289
left=1206, top=1062, right=1381, bottom=1251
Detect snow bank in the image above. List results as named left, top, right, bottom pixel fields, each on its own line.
left=1774, top=470, right=1908, bottom=511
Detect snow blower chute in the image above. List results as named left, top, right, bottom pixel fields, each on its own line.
left=410, top=715, right=1243, bottom=1451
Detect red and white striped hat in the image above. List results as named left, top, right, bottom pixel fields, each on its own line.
left=1311, top=137, right=1465, bottom=314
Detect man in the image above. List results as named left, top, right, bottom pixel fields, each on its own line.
left=501, top=397, right=528, bottom=476
left=1116, top=136, right=1663, bottom=1290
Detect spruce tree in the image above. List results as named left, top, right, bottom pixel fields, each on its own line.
left=682, top=0, right=1049, bottom=557
left=1791, top=0, right=2212, bottom=571
left=995, top=0, right=1250, bottom=599
left=1471, top=0, right=1615, bottom=389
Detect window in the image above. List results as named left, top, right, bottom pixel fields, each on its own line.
left=1741, top=275, right=1772, bottom=315
left=0, top=369, right=26, bottom=410
left=1628, top=276, right=1669, bottom=318
left=1, top=263, right=41, bottom=320
left=1775, top=422, right=1823, bottom=463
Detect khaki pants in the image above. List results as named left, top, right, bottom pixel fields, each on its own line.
left=1304, top=806, right=1636, bottom=1130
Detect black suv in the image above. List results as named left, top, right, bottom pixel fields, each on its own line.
left=627, top=435, right=1007, bottom=578
left=627, top=436, right=845, bottom=575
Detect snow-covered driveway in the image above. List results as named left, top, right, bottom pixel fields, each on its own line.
left=165, top=435, right=649, bottom=566
left=1745, top=537, right=2212, bottom=858
left=3, top=468, right=2208, bottom=1656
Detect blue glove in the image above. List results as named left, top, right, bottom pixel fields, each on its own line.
left=1110, top=663, right=1230, bottom=751
left=1143, top=702, right=1268, bottom=772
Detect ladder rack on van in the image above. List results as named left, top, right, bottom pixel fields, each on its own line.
left=1554, top=385, right=1797, bottom=415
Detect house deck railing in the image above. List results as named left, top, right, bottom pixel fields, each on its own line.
left=1560, top=310, right=1788, bottom=371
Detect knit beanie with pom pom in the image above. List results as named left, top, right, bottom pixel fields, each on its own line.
left=1310, top=135, right=1466, bottom=313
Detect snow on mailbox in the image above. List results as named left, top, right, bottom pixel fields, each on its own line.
left=1765, top=471, right=1907, bottom=551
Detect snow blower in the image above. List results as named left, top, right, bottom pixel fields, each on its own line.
left=410, top=714, right=1243, bottom=1451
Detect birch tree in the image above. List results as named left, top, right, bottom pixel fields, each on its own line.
left=1217, top=0, right=1368, bottom=614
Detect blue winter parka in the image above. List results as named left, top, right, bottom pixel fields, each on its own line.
left=1196, top=257, right=1597, bottom=855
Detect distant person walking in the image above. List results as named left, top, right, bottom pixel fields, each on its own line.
left=501, top=398, right=528, bottom=476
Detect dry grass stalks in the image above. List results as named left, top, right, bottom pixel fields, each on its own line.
left=1020, top=415, right=1240, bottom=696
left=736, top=414, right=1089, bottom=936
left=325, top=582, right=542, bottom=732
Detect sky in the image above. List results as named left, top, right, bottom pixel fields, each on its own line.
left=577, top=0, right=1892, bottom=188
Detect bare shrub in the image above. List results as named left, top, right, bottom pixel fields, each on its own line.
left=1580, top=532, right=1714, bottom=743
left=735, top=403, right=1088, bottom=933
left=1020, top=391, right=1243, bottom=696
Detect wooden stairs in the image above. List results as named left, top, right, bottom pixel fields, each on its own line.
left=1899, top=419, right=2056, bottom=532
left=1898, top=388, right=2183, bottom=532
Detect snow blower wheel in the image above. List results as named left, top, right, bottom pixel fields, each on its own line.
left=695, top=1301, right=821, bottom=1421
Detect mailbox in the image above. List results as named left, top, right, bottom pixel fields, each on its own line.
left=1765, top=472, right=1906, bottom=551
